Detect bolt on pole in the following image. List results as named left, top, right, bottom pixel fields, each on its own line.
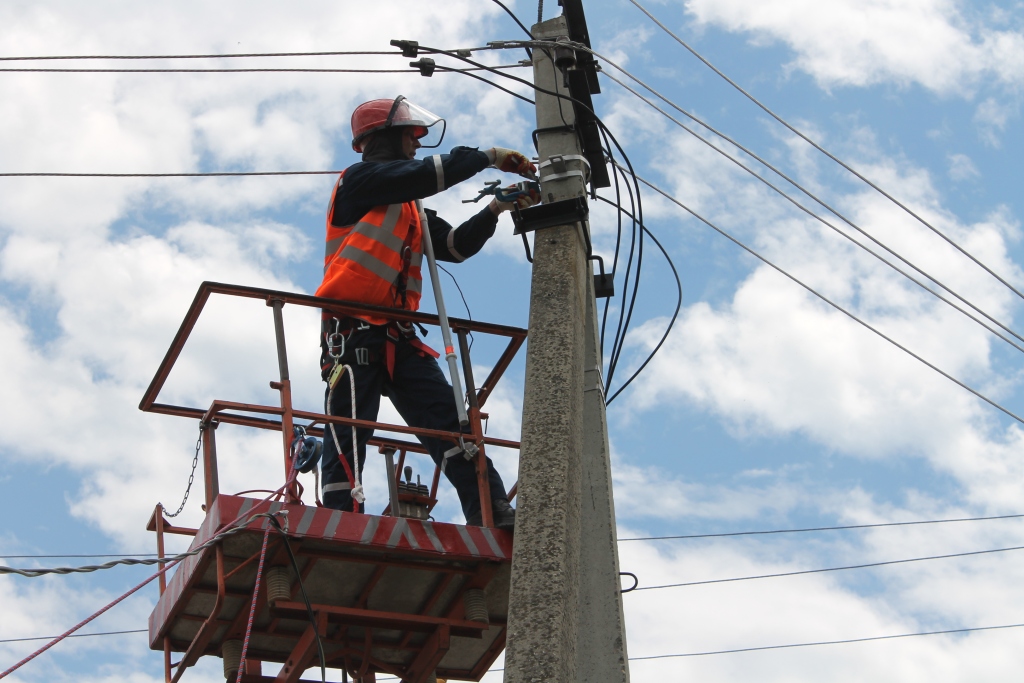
left=504, top=15, right=589, bottom=683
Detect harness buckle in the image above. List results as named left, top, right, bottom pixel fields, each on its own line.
left=354, top=347, right=370, bottom=366
left=355, top=320, right=371, bottom=330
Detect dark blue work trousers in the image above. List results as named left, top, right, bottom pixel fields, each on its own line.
left=320, top=326, right=509, bottom=521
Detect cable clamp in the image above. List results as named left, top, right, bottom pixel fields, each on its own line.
left=410, top=57, right=435, bottom=77
left=390, top=39, right=419, bottom=57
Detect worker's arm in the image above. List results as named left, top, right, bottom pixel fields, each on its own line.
left=332, top=147, right=490, bottom=225
left=425, top=206, right=498, bottom=263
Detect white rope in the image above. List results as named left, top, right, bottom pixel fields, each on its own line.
left=326, top=364, right=364, bottom=504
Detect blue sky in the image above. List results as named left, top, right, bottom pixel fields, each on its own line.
left=2, top=1, right=1024, bottom=681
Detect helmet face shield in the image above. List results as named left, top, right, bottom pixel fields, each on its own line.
left=387, top=98, right=445, bottom=148
left=351, top=96, right=446, bottom=152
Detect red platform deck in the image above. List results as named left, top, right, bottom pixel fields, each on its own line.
left=151, top=496, right=512, bottom=681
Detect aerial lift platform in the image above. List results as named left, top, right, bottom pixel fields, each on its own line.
left=140, top=282, right=526, bottom=683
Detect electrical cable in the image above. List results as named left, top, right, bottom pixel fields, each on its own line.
left=492, top=35, right=1024, bottom=356
left=619, top=512, right=1024, bottom=541
left=593, top=61, right=1024, bottom=353
left=375, top=620, right=1024, bottom=677
left=598, top=129, right=626, bottom=351
left=626, top=0, right=1024, bottom=305
left=0, top=50, right=402, bottom=61
left=0, top=630, right=147, bottom=644
left=629, top=622, right=1024, bottom=659
left=1, top=511, right=287, bottom=577
left=414, top=41, right=654, bottom=393
left=603, top=146, right=644, bottom=394
left=632, top=543, right=1024, bottom=591
left=266, top=515, right=327, bottom=683
left=0, top=64, right=528, bottom=74
left=489, top=37, right=1024, bottom=369
left=437, top=263, right=474, bottom=350
left=617, top=162, right=1024, bottom=427
left=0, top=554, right=161, bottom=559
left=594, top=195, right=682, bottom=403
left=8, top=512, right=1021, bottom=563
left=0, top=170, right=342, bottom=177
left=489, top=0, right=534, bottom=41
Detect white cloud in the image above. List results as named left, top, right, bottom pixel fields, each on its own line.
left=948, top=152, right=980, bottom=181
left=682, top=0, right=1024, bottom=94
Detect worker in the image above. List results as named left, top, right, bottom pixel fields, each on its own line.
left=315, top=96, right=537, bottom=529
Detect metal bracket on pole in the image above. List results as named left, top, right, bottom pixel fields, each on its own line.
left=415, top=199, right=470, bottom=427
left=512, top=196, right=589, bottom=235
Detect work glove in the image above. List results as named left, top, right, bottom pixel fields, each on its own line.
left=486, top=147, right=537, bottom=178
left=490, top=184, right=541, bottom=215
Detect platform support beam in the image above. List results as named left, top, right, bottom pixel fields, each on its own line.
left=504, top=15, right=588, bottom=683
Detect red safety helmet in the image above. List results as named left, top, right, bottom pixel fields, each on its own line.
left=350, top=96, right=446, bottom=152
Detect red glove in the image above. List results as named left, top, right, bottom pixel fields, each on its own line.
left=487, top=147, right=537, bottom=178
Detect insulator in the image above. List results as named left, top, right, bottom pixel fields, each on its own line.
left=266, top=566, right=292, bottom=603
left=463, top=588, right=489, bottom=624
left=553, top=36, right=576, bottom=70
left=221, top=639, right=243, bottom=680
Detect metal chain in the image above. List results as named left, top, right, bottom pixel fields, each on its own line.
left=161, top=424, right=203, bottom=518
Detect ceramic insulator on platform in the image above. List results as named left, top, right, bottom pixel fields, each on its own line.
left=463, top=588, right=489, bottom=624
left=221, top=639, right=243, bottom=679
left=266, top=566, right=292, bottom=603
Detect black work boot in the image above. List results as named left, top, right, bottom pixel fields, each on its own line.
left=492, top=498, right=515, bottom=530
left=464, top=499, right=516, bottom=530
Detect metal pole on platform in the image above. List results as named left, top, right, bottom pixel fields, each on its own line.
left=416, top=199, right=470, bottom=428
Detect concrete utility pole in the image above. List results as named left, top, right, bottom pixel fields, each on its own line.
left=504, top=12, right=630, bottom=683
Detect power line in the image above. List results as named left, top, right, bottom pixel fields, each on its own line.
left=1, top=512, right=283, bottom=577
left=0, top=170, right=341, bottom=178
left=632, top=544, right=1024, bottom=591
left=619, top=512, right=1024, bottom=541
left=0, top=64, right=528, bottom=74
left=0, top=554, right=161, bottom=559
left=0, top=50, right=400, bottom=61
left=0, top=67, right=420, bottom=74
left=627, top=0, right=1024, bottom=306
left=630, top=622, right=1024, bottom=659
left=8, top=621, right=1019, bottom=661
left=8, top=511, right=1024, bottom=561
left=375, top=622, right=1024, bottom=677
left=0, top=630, right=146, bottom=644
left=596, top=67, right=1024, bottom=356
left=619, top=163, right=1024, bottom=428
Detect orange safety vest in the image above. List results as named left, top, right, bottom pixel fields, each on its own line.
left=315, top=172, right=424, bottom=325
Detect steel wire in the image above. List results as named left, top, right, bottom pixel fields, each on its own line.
left=616, top=162, right=1024, bottom=427
left=626, top=0, right=1024, bottom=304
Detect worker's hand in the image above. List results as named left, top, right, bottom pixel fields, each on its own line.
left=489, top=185, right=541, bottom=215
left=486, top=147, right=537, bottom=178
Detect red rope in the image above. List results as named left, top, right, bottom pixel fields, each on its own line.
left=235, top=523, right=273, bottom=683
left=0, top=561, right=178, bottom=679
